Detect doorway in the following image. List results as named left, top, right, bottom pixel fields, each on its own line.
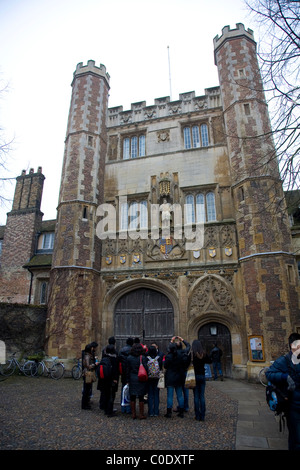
left=114, top=288, right=174, bottom=353
left=198, top=322, right=232, bottom=378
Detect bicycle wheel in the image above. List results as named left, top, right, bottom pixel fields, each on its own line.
left=23, top=360, right=35, bottom=377
left=50, top=363, right=64, bottom=380
left=259, top=367, right=269, bottom=386
left=72, top=365, right=82, bottom=380
left=0, top=360, right=16, bottom=376
left=31, top=361, right=44, bottom=377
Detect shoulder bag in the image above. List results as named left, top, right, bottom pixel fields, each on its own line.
left=185, top=363, right=196, bottom=389
left=138, top=355, right=148, bottom=382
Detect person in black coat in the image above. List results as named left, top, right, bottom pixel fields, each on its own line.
left=126, top=342, right=149, bottom=419
left=119, top=337, right=134, bottom=414
left=164, top=336, right=190, bottom=418
left=210, top=343, right=223, bottom=380
left=97, top=344, right=119, bottom=417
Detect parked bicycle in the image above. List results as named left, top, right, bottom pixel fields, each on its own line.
left=259, top=361, right=274, bottom=386
left=31, top=356, right=65, bottom=380
left=0, top=352, right=36, bottom=377
left=72, top=358, right=82, bottom=380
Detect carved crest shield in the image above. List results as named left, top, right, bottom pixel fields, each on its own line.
left=225, top=247, right=232, bottom=257
left=133, top=253, right=140, bottom=264
left=159, top=237, right=173, bottom=254
left=105, top=255, right=112, bottom=265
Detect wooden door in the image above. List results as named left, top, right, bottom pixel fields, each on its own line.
left=114, top=288, right=174, bottom=353
left=198, top=322, right=232, bottom=377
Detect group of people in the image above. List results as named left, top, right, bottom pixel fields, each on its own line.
left=81, top=335, right=223, bottom=422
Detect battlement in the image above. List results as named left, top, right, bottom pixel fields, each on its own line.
left=213, top=23, right=255, bottom=63
left=107, top=87, right=221, bottom=127
left=73, top=60, right=110, bottom=86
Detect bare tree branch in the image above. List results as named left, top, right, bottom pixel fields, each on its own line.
left=246, top=0, right=300, bottom=192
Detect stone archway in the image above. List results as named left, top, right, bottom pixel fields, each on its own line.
left=187, top=274, right=244, bottom=378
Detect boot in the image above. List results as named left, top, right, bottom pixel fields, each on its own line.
left=130, top=401, right=136, bottom=419
left=164, top=408, right=172, bottom=418
left=178, top=408, right=184, bottom=418
left=139, top=401, right=146, bottom=419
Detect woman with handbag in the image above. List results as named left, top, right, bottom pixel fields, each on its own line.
left=126, top=342, right=149, bottom=419
left=191, top=339, right=211, bottom=421
left=82, top=343, right=97, bottom=410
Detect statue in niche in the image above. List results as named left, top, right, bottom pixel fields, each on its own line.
left=160, top=198, right=172, bottom=229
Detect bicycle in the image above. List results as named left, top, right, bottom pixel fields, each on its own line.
left=0, top=352, right=36, bottom=377
left=31, top=356, right=65, bottom=380
left=72, top=358, right=82, bottom=380
left=259, top=361, right=274, bottom=386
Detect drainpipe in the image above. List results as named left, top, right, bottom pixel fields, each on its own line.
left=27, top=268, right=34, bottom=304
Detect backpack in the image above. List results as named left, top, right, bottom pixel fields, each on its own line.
left=266, top=383, right=289, bottom=415
left=265, top=355, right=291, bottom=431
left=96, top=357, right=112, bottom=380
left=147, top=355, right=160, bottom=378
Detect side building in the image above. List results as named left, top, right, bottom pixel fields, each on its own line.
left=0, top=24, right=299, bottom=380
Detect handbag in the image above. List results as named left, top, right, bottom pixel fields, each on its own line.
left=85, top=370, right=96, bottom=383
left=138, top=355, right=148, bottom=382
left=185, top=364, right=196, bottom=389
left=157, top=371, right=165, bottom=389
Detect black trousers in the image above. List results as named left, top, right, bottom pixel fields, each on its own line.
left=100, top=382, right=116, bottom=415
left=82, top=379, right=93, bottom=408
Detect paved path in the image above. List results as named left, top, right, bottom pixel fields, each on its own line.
left=212, top=379, right=288, bottom=450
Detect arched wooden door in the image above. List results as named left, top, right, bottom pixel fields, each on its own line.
left=114, top=288, right=174, bottom=352
left=198, top=322, right=232, bottom=378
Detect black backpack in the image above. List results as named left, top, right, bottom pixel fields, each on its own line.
left=96, top=357, right=112, bottom=380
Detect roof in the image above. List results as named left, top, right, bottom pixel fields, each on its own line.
left=23, top=254, right=52, bottom=269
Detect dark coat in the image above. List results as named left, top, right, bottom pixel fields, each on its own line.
left=97, top=353, right=119, bottom=392
left=164, top=343, right=190, bottom=388
left=210, top=346, right=222, bottom=363
left=192, top=353, right=211, bottom=376
left=126, top=350, right=148, bottom=397
left=266, top=352, right=300, bottom=410
left=119, top=344, right=132, bottom=385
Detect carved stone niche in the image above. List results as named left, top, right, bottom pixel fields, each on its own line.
left=151, top=171, right=180, bottom=206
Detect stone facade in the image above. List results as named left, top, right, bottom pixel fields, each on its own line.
left=0, top=24, right=299, bottom=380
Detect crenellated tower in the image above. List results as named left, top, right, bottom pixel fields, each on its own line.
left=0, top=167, right=45, bottom=303
left=46, top=61, right=110, bottom=357
left=214, top=24, right=300, bottom=367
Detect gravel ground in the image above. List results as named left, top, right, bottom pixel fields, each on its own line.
left=0, top=375, right=238, bottom=451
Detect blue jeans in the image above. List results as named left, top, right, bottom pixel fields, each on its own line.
left=148, top=380, right=160, bottom=416
left=213, top=361, right=223, bottom=379
left=193, top=374, right=206, bottom=420
left=167, top=385, right=184, bottom=409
